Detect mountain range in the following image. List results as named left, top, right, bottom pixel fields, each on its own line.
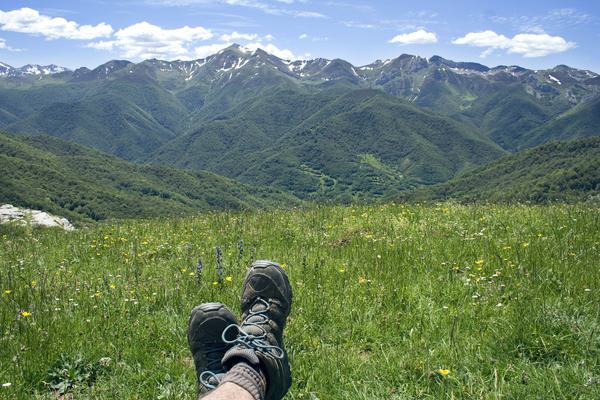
left=1, top=44, right=599, bottom=203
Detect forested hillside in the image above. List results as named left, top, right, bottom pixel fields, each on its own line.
left=0, top=132, right=298, bottom=223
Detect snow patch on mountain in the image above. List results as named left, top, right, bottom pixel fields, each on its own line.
left=549, top=74, right=562, bottom=85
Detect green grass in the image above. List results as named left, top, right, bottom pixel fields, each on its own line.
left=1, top=203, right=599, bottom=399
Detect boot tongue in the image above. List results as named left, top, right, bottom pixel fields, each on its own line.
left=250, top=301, right=268, bottom=313
left=242, top=300, right=269, bottom=336
left=243, top=323, right=263, bottom=336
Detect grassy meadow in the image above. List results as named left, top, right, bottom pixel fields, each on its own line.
left=1, top=203, right=599, bottom=399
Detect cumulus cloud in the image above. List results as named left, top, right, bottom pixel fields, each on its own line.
left=220, top=31, right=258, bottom=41
left=87, top=21, right=213, bottom=60
left=389, top=29, right=437, bottom=45
left=243, top=42, right=296, bottom=59
left=0, top=7, right=112, bottom=40
left=452, top=30, right=576, bottom=58
left=193, top=42, right=233, bottom=58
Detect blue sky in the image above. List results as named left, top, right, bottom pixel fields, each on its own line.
left=0, top=0, right=598, bottom=72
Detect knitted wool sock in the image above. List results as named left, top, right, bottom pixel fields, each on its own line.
left=220, top=362, right=267, bottom=400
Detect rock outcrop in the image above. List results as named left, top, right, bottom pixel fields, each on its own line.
left=0, top=204, right=75, bottom=231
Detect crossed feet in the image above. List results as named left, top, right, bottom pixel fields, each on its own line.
left=188, top=261, right=292, bottom=400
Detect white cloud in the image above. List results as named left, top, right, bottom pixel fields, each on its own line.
left=452, top=30, right=576, bottom=58
left=87, top=21, right=213, bottom=60
left=219, top=31, right=258, bottom=41
left=243, top=42, right=296, bottom=59
left=0, top=7, right=112, bottom=40
left=146, top=0, right=326, bottom=18
left=342, top=21, right=375, bottom=29
left=389, top=29, right=437, bottom=45
left=490, top=8, right=593, bottom=32
left=193, top=42, right=232, bottom=58
left=297, top=33, right=327, bottom=42
left=0, top=37, right=21, bottom=51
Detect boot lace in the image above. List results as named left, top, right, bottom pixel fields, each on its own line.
left=222, top=298, right=285, bottom=359
left=198, top=343, right=228, bottom=389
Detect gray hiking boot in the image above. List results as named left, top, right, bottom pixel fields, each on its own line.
left=188, top=302, right=238, bottom=394
left=222, top=260, right=293, bottom=400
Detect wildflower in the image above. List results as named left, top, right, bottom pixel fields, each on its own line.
left=475, top=260, right=484, bottom=266
left=376, top=255, right=382, bottom=259
left=109, top=284, right=116, bottom=289
left=1, top=383, right=11, bottom=388
left=3, top=290, right=10, bottom=295
left=21, top=311, right=32, bottom=317
left=212, top=281, right=219, bottom=286
left=338, top=268, right=346, bottom=273
left=31, top=280, right=37, bottom=288
left=438, top=369, right=450, bottom=376
left=522, top=242, right=530, bottom=248
left=358, top=277, right=367, bottom=284
left=225, top=276, right=233, bottom=283
left=189, top=272, right=195, bottom=277
left=216, top=247, right=224, bottom=283
left=584, top=288, right=591, bottom=292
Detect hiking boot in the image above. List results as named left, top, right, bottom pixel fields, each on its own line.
left=188, top=302, right=238, bottom=393
left=222, top=260, right=293, bottom=400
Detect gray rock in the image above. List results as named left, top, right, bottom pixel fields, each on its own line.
left=0, top=204, right=75, bottom=231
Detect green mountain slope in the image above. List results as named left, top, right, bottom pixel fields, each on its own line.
left=522, top=97, right=600, bottom=149
left=0, top=132, right=299, bottom=223
left=404, top=137, right=600, bottom=202
left=460, top=86, right=555, bottom=151
left=153, top=89, right=505, bottom=200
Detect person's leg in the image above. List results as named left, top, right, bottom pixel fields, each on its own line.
left=201, top=382, right=254, bottom=400
left=220, top=260, right=293, bottom=400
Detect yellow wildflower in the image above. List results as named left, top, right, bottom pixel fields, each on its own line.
left=21, top=311, right=32, bottom=317
left=31, top=280, right=37, bottom=288
left=358, top=277, right=367, bottom=284
left=338, top=268, right=346, bottom=273
left=438, top=369, right=450, bottom=376
left=3, top=290, right=11, bottom=295
left=225, top=276, right=233, bottom=283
